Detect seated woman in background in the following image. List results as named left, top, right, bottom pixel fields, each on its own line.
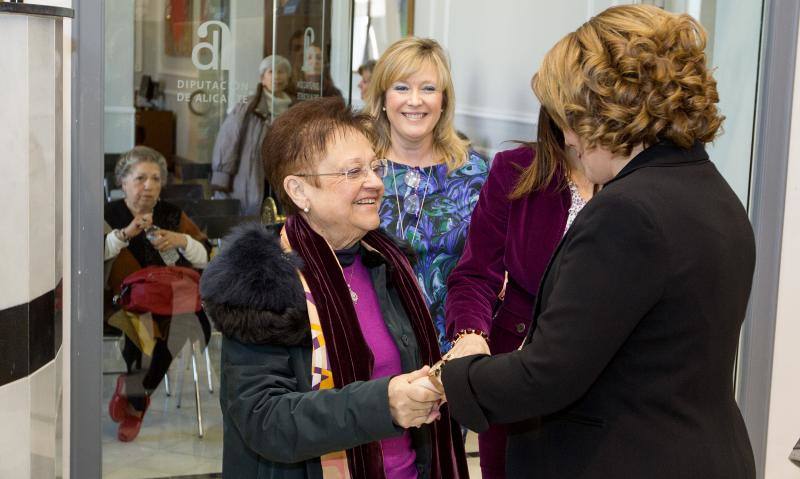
left=366, top=37, right=488, bottom=352
left=444, top=107, right=594, bottom=478
left=104, top=145, right=211, bottom=442
left=211, top=55, right=294, bottom=216
left=200, top=97, right=468, bottom=479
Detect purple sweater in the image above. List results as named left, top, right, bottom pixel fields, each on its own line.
left=445, top=147, right=571, bottom=354
left=346, top=256, right=417, bottom=479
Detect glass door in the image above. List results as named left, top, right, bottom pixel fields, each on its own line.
left=101, top=2, right=353, bottom=477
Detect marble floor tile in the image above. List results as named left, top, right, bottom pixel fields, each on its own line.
left=102, top=340, right=223, bottom=478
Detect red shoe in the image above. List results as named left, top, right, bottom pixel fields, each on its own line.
left=117, top=397, right=150, bottom=442
left=108, top=375, right=128, bottom=423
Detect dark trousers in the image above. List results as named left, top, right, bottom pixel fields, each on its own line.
left=121, top=312, right=211, bottom=411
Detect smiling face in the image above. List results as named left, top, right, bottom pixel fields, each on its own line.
left=296, top=129, right=385, bottom=249
left=384, top=62, right=443, bottom=147
left=261, top=65, right=289, bottom=95
left=121, top=161, right=162, bottom=213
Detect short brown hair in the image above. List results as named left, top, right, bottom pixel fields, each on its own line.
left=365, top=37, right=469, bottom=172
left=262, top=97, right=373, bottom=215
left=532, top=5, right=723, bottom=156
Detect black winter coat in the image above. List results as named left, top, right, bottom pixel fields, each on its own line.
left=443, top=141, right=757, bottom=479
left=200, top=224, right=434, bottom=479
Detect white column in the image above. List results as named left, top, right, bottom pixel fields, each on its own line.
left=0, top=10, right=66, bottom=479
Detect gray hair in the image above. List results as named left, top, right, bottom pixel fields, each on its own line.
left=114, top=146, right=168, bottom=187
left=259, top=55, right=291, bottom=77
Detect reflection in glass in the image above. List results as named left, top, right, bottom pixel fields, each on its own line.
left=103, top=1, right=354, bottom=477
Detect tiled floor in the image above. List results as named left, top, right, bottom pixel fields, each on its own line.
left=102, top=335, right=224, bottom=479
left=101, top=334, right=483, bottom=478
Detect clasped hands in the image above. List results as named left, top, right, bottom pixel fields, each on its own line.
left=387, top=332, right=490, bottom=429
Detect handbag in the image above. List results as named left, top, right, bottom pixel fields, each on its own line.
left=114, top=265, right=202, bottom=316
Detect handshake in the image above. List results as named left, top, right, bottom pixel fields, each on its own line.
left=387, top=331, right=490, bottom=429
left=387, top=365, right=446, bottom=429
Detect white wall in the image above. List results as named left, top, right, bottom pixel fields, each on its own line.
left=763, top=21, right=800, bottom=479
left=416, top=0, right=762, bottom=201
left=105, top=1, right=136, bottom=153
left=414, top=0, right=623, bottom=158
left=228, top=1, right=265, bottom=109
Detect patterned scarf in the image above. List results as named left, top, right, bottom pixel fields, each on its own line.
left=282, top=214, right=468, bottom=479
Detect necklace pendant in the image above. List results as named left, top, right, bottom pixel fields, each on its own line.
left=349, top=287, right=359, bottom=304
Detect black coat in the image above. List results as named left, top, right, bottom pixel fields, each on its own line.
left=200, top=223, right=433, bottom=479
left=442, top=141, right=756, bottom=479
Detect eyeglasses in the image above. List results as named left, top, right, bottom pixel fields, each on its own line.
left=296, top=159, right=388, bottom=181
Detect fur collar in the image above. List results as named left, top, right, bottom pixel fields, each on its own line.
left=199, top=222, right=417, bottom=347
left=200, top=222, right=311, bottom=346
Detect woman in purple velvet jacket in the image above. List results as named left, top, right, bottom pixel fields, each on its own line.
left=443, top=108, right=594, bottom=479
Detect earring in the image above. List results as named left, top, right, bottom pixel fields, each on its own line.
left=382, top=107, right=386, bottom=111
left=303, top=207, right=310, bottom=213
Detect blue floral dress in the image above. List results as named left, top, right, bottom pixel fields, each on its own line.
left=379, top=151, right=489, bottom=352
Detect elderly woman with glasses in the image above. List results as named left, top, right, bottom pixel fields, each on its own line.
left=366, top=37, right=488, bottom=353
left=200, top=97, right=468, bottom=479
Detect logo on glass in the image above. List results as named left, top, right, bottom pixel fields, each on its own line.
left=192, top=21, right=232, bottom=71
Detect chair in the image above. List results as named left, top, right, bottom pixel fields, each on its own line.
left=169, top=198, right=241, bottom=218
left=194, top=215, right=259, bottom=240
left=164, top=339, right=209, bottom=438
left=104, top=171, right=124, bottom=202
left=174, top=161, right=212, bottom=181
left=160, top=312, right=215, bottom=438
left=160, top=183, right=204, bottom=200
left=105, top=153, right=121, bottom=173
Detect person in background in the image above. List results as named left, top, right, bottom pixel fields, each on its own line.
left=428, top=5, right=757, bottom=478
left=211, top=55, right=293, bottom=215
left=366, top=37, right=488, bottom=352
left=444, top=107, right=594, bottom=478
left=104, top=146, right=211, bottom=442
left=358, top=59, right=377, bottom=100
left=200, top=97, right=468, bottom=479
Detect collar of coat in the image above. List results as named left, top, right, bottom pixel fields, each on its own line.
left=606, top=140, right=709, bottom=187
left=199, top=222, right=415, bottom=347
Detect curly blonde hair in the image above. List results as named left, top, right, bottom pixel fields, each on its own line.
left=532, top=5, right=724, bottom=157
left=366, top=37, right=469, bottom=172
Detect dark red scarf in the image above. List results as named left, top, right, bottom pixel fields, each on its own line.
left=285, top=215, right=468, bottom=479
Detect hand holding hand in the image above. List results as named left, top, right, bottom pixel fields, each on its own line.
left=123, top=213, right=153, bottom=240
left=411, top=375, right=445, bottom=423
left=448, top=332, right=490, bottom=359
left=149, top=228, right=188, bottom=252
left=388, top=366, right=443, bottom=428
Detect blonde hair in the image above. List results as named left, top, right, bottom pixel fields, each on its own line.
left=532, top=5, right=723, bottom=157
left=366, top=37, right=469, bottom=172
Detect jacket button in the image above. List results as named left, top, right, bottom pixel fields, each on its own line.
left=516, top=323, right=526, bottom=334
left=401, top=334, right=410, bottom=346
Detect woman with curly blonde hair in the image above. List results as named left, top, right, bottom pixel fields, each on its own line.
left=426, top=6, right=756, bottom=478
left=366, top=37, right=488, bottom=352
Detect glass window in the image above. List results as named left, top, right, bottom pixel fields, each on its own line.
left=102, top=1, right=353, bottom=476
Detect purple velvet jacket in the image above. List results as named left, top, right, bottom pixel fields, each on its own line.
left=445, top=146, right=571, bottom=354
